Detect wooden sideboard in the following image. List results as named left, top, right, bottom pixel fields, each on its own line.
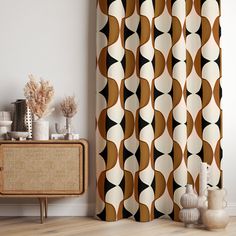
left=0, top=139, right=88, bottom=223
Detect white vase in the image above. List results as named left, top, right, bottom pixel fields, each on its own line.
left=198, top=162, right=208, bottom=223
left=32, top=120, right=49, bottom=140
left=179, top=184, right=200, bottom=228
left=202, top=189, right=229, bottom=231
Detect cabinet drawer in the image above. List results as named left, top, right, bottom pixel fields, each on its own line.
left=0, top=144, right=84, bottom=195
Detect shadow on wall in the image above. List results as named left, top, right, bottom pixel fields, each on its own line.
left=85, top=0, right=97, bottom=215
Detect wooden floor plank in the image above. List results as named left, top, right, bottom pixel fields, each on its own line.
left=0, top=217, right=235, bottom=236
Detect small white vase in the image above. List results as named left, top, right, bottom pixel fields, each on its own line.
left=32, top=120, right=49, bottom=140
left=179, top=184, right=200, bottom=228
left=202, top=189, right=229, bottom=231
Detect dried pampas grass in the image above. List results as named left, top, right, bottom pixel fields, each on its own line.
left=60, top=96, right=78, bottom=118
left=24, top=74, right=54, bottom=119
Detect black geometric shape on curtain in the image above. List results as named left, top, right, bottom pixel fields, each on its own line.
left=215, top=54, right=221, bottom=68
left=135, top=146, right=141, bottom=164
left=220, top=146, right=223, bottom=162
left=151, top=116, right=155, bottom=131
left=100, top=20, right=110, bottom=39
left=219, top=83, right=222, bottom=98
left=107, top=0, right=116, bottom=8
left=107, top=52, right=118, bottom=69
left=168, top=85, right=173, bottom=97
left=151, top=177, right=156, bottom=192
left=187, top=150, right=193, bottom=158
left=123, top=207, right=133, bottom=218
left=172, top=55, right=181, bottom=68
left=196, top=86, right=202, bottom=98
left=172, top=117, right=181, bottom=130
left=99, top=83, right=109, bottom=102
left=154, top=208, right=164, bottom=219
left=121, top=0, right=127, bottom=11
left=138, top=177, right=149, bottom=194
left=97, top=208, right=106, bottom=221
left=154, top=86, right=164, bottom=100
left=171, top=0, right=178, bottom=5
left=196, top=24, right=202, bottom=38
left=124, top=24, right=135, bottom=42
left=186, top=88, right=192, bottom=97
left=215, top=116, right=221, bottom=130
left=119, top=175, right=125, bottom=190
left=168, top=147, right=174, bottom=160
left=105, top=177, right=116, bottom=193
left=173, top=179, right=181, bottom=191
left=120, top=115, right=126, bottom=132
left=139, top=52, right=149, bottom=69
left=124, top=85, right=134, bottom=102
left=202, top=116, right=211, bottom=130
left=138, top=114, right=149, bottom=131
left=123, top=146, right=133, bottom=162
left=139, top=0, right=147, bottom=8
left=136, top=21, right=141, bottom=37
left=136, top=83, right=141, bottom=100
left=106, top=115, right=117, bottom=133
left=201, top=55, right=210, bottom=69
left=154, top=26, right=164, bottom=40
left=186, top=28, right=192, bottom=37
left=134, top=208, right=141, bottom=221
left=99, top=146, right=108, bottom=164
left=196, top=147, right=204, bottom=162
left=121, top=54, right=126, bottom=71
left=217, top=175, right=222, bottom=188
left=169, top=210, right=174, bottom=220
left=153, top=147, right=164, bottom=162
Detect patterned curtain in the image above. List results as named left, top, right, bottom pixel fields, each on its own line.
left=96, top=0, right=222, bottom=222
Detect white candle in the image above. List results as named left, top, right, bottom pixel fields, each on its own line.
left=199, top=162, right=208, bottom=196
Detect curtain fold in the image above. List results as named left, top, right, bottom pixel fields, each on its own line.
left=96, top=0, right=222, bottom=222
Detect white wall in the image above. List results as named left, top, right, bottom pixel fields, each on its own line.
left=0, top=0, right=96, bottom=216
left=0, top=0, right=235, bottom=217
left=221, top=0, right=236, bottom=215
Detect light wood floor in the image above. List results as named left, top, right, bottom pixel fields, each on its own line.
left=0, top=217, right=235, bottom=236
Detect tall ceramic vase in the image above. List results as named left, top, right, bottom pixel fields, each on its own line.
left=202, top=189, right=229, bottom=231
left=198, top=162, right=208, bottom=223
left=179, top=184, right=200, bottom=228
left=32, top=119, right=49, bottom=140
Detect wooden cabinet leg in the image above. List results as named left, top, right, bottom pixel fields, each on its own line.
left=39, top=198, right=44, bottom=224
left=44, top=198, right=48, bottom=218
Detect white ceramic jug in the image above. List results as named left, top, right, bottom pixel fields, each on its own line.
left=202, top=189, right=229, bottom=231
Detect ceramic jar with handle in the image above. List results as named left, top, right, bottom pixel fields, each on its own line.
left=202, top=188, right=229, bottom=231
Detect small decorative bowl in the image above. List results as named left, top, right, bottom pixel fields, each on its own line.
left=7, top=131, right=29, bottom=140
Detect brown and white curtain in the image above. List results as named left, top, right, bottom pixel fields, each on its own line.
left=96, top=0, right=222, bottom=222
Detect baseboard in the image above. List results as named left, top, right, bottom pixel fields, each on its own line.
left=226, top=203, right=236, bottom=216
left=0, top=203, right=95, bottom=217
left=0, top=203, right=235, bottom=217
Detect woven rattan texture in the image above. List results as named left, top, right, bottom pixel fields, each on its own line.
left=1, top=145, right=82, bottom=193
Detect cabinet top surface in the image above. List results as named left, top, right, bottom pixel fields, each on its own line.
left=0, top=139, right=87, bottom=145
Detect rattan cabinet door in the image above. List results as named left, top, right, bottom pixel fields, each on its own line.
left=0, top=144, right=83, bottom=195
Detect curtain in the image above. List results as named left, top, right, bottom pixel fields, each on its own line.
left=96, top=0, right=222, bottom=222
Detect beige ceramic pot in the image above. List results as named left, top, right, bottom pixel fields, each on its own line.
left=32, top=119, right=49, bottom=140
left=202, top=189, right=229, bottom=231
